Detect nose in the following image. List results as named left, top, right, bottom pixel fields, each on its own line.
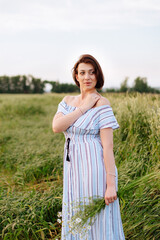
left=84, top=72, right=90, bottom=79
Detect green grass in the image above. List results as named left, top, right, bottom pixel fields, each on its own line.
left=0, top=92, right=160, bottom=239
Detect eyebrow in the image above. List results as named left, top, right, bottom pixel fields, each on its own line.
left=79, top=68, right=94, bottom=71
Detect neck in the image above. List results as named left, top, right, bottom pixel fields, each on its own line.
left=79, top=88, right=97, bottom=100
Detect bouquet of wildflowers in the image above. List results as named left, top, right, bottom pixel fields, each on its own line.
left=66, top=196, right=106, bottom=239
left=56, top=171, right=159, bottom=239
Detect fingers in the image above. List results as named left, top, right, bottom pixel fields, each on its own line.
left=105, top=198, right=114, bottom=205
left=92, top=93, right=100, bottom=98
left=105, top=196, right=117, bottom=205
left=114, top=195, right=117, bottom=200
left=94, top=94, right=100, bottom=102
left=93, top=95, right=100, bottom=100
left=105, top=199, right=109, bottom=205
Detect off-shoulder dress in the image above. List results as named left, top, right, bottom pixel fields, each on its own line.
left=56, top=99, right=125, bottom=240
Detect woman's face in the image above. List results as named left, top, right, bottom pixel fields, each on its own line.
left=76, top=63, right=97, bottom=90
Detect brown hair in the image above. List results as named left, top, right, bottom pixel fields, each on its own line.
left=72, top=54, right=104, bottom=89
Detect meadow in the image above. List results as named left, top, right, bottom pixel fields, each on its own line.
left=0, top=93, right=159, bottom=240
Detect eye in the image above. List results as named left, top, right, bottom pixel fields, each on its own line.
left=90, top=71, right=95, bottom=75
left=80, top=72, right=85, bottom=75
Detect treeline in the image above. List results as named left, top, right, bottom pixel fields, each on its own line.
left=0, top=75, right=159, bottom=94
left=106, top=77, right=160, bottom=93
left=44, top=80, right=79, bottom=93
left=0, top=75, right=44, bottom=93
left=0, top=75, right=79, bottom=93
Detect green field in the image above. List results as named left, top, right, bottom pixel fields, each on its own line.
left=0, top=93, right=160, bottom=240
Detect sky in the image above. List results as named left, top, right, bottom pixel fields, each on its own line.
left=0, top=0, right=160, bottom=89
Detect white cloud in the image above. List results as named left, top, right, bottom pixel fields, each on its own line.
left=0, top=0, right=160, bottom=33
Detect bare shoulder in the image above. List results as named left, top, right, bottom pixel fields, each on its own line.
left=63, top=95, right=76, bottom=104
left=96, top=96, right=111, bottom=107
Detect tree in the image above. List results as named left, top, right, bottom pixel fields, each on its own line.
left=31, top=77, right=45, bottom=93
left=120, top=77, right=129, bottom=92
left=133, top=77, right=148, bottom=93
left=0, top=76, right=10, bottom=93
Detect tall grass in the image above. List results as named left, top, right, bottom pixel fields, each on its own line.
left=0, top=93, right=159, bottom=239
left=0, top=186, right=62, bottom=240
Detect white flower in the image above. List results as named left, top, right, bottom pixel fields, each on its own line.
left=76, top=218, right=82, bottom=223
left=69, top=222, right=73, bottom=228
left=57, top=211, right=62, bottom=218
left=57, top=218, right=61, bottom=223
left=87, top=225, right=91, bottom=230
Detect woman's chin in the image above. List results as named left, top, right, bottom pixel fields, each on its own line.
left=83, top=85, right=96, bottom=90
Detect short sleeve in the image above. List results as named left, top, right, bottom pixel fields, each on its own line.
left=55, top=100, right=68, bottom=115
left=98, top=106, right=119, bottom=130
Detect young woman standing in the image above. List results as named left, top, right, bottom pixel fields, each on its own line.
left=52, top=54, right=125, bottom=240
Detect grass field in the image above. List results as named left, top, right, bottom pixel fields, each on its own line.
left=0, top=92, right=160, bottom=240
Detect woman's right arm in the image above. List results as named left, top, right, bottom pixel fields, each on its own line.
left=52, top=94, right=100, bottom=133
left=52, top=106, right=84, bottom=133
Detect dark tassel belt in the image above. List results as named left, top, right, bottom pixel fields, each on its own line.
left=66, top=138, right=70, bottom=162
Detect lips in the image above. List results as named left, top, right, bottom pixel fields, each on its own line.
left=85, top=82, right=91, bottom=85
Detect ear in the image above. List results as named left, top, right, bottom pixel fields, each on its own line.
left=75, top=74, right=79, bottom=82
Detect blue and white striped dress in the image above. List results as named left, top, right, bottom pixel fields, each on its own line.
left=56, top=99, right=125, bottom=240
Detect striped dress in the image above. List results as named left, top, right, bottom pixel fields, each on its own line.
left=56, top=99, right=125, bottom=240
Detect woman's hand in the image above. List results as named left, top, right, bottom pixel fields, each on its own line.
left=80, top=93, right=101, bottom=112
left=104, top=186, right=117, bottom=205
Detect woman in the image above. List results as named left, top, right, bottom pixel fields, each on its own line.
left=52, top=54, right=125, bottom=240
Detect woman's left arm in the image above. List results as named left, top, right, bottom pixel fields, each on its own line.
left=100, top=128, right=117, bottom=205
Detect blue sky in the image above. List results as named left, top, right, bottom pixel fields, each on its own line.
left=0, top=0, right=160, bottom=88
